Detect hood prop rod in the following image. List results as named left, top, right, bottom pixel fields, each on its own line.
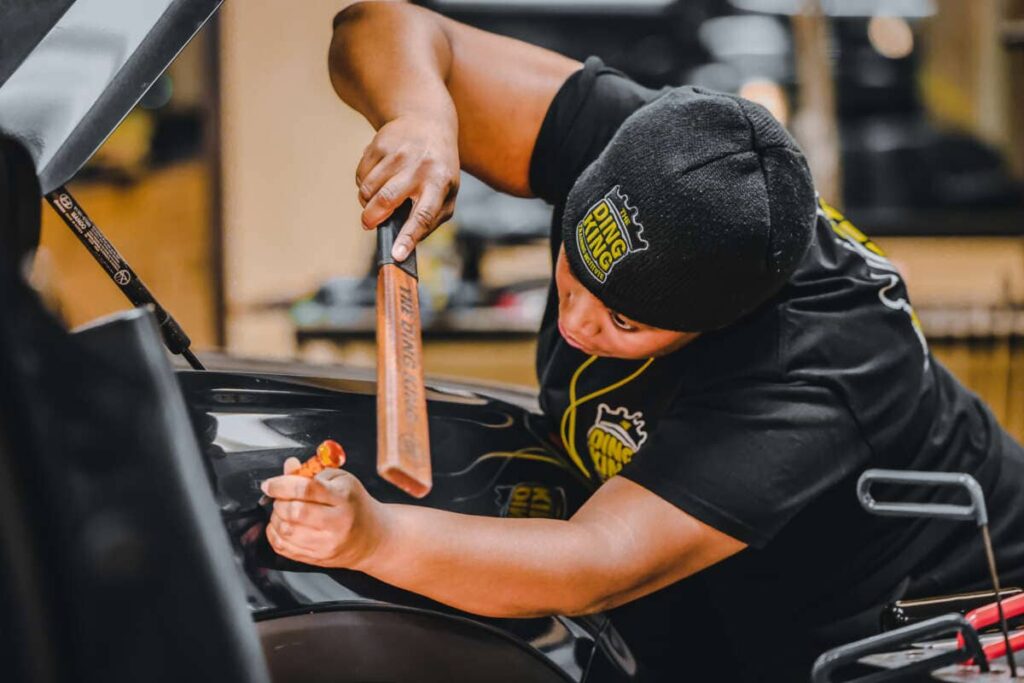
left=858, top=469, right=1018, bottom=678
left=45, top=186, right=204, bottom=370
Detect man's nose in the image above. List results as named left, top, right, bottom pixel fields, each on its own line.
left=561, top=290, right=602, bottom=338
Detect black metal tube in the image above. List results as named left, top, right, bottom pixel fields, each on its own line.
left=45, top=186, right=204, bottom=370
left=180, top=348, right=204, bottom=371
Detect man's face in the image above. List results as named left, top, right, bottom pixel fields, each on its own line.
left=555, top=246, right=699, bottom=359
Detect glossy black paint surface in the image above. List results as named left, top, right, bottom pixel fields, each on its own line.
left=179, top=368, right=638, bottom=682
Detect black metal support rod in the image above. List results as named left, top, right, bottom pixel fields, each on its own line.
left=45, top=186, right=204, bottom=370
left=982, top=524, right=1018, bottom=677
left=180, top=348, right=203, bottom=371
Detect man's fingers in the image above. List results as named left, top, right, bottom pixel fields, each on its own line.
left=268, top=515, right=322, bottom=546
left=355, top=143, right=386, bottom=193
left=273, top=498, right=327, bottom=526
left=261, top=474, right=337, bottom=505
left=393, top=185, right=444, bottom=262
left=283, top=457, right=301, bottom=475
left=266, top=522, right=322, bottom=564
left=316, top=467, right=349, bottom=483
left=357, top=153, right=403, bottom=211
left=361, top=172, right=417, bottom=231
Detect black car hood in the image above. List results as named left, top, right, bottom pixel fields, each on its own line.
left=0, top=0, right=220, bottom=193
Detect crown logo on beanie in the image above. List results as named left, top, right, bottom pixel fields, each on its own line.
left=574, top=185, right=648, bottom=283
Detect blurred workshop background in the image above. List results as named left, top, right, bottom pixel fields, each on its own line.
left=31, top=0, right=1024, bottom=440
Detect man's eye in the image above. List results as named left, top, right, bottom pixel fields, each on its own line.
left=609, top=311, right=637, bottom=331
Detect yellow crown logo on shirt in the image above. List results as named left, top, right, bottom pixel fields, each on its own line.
left=586, top=403, right=649, bottom=480
left=575, top=185, right=648, bottom=283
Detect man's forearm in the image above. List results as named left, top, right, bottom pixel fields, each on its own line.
left=329, top=2, right=456, bottom=130
left=359, top=504, right=620, bottom=618
left=264, top=473, right=740, bottom=621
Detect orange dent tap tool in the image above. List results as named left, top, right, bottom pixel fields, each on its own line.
left=295, top=439, right=347, bottom=478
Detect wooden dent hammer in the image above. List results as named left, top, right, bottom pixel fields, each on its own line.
left=375, top=202, right=432, bottom=498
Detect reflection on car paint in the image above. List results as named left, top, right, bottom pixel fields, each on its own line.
left=179, top=369, right=637, bottom=682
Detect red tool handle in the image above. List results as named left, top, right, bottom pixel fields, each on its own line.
left=958, top=592, right=1024, bottom=661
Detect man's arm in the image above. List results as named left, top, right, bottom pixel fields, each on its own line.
left=263, top=468, right=746, bottom=618
left=329, top=1, right=579, bottom=260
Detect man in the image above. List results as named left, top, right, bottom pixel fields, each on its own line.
left=261, top=3, right=1024, bottom=679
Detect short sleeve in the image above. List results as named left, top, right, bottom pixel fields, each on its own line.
left=620, top=382, right=871, bottom=548
left=528, top=57, right=661, bottom=206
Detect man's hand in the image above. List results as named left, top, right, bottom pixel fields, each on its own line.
left=330, top=2, right=579, bottom=258
left=262, top=458, right=390, bottom=570
left=356, top=113, right=460, bottom=262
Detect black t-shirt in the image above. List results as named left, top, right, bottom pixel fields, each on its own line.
left=529, top=58, right=1024, bottom=682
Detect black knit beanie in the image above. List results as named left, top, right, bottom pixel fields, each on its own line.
left=562, top=86, right=817, bottom=332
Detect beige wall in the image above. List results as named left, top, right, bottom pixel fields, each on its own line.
left=37, top=161, right=216, bottom=347
left=880, top=237, right=1024, bottom=308
left=921, top=0, right=1016, bottom=160
left=219, top=0, right=375, bottom=352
